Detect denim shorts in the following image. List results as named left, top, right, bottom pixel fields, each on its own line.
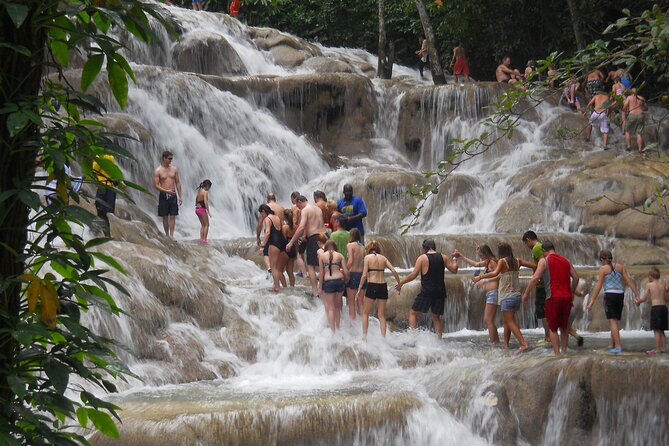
left=485, top=289, right=498, bottom=305
left=500, top=294, right=521, bottom=312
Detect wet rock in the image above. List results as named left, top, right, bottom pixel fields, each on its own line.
left=495, top=195, right=550, bottom=233
left=248, top=27, right=321, bottom=67
left=302, top=56, right=354, bottom=73
left=173, top=32, right=247, bottom=76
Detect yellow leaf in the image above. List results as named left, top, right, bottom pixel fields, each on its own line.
left=19, top=273, right=38, bottom=282
left=40, top=279, right=60, bottom=329
left=56, top=181, right=68, bottom=203
left=27, top=281, right=40, bottom=313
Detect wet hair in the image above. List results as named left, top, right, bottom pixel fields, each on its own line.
left=477, top=244, right=496, bottom=261
left=197, top=179, right=212, bottom=190
left=522, top=230, right=538, bottom=242
left=349, top=228, right=362, bottom=243
left=324, top=240, right=338, bottom=275
left=422, top=239, right=436, bottom=251
left=599, top=249, right=613, bottom=265
left=498, top=243, right=517, bottom=271
left=162, top=150, right=173, bottom=159
left=453, top=40, right=460, bottom=47
left=283, top=209, right=294, bottom=230
left=258, top=204, right=273, bottom=215
left=313, top=190, right=326, bottom=201
left=317, top=232, right=328, bottom=245
left=290, top=191, right=300, bottom=202
left=366, top=240, right=381, bottom=255
left=266, top=193, right=276, bottom=202
left=502, top=56, right=511, bottom=63
left=649, top=266, right=661, bottom=279
left=527, top=59, right=536, bottom=68
left=296, top=195, right=308, bottom=203
left=542, top=240, right=555, bottom=252
left=326, top=200, right=337, bottom=212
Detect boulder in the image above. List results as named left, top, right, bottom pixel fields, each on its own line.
left=173, top=32, right=247, bottom=76
left=302, top=56, right=354, bottom=73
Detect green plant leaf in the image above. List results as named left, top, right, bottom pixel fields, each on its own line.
left=5, top=3, right=29, bottom=28
left=81, top=54, right=104, bottom=92
left=44, top=361, right=70, bottom=395
left=76, top=407, right=89, bottom=428
left=107, top=62, right=128, bottom=109
left=88, top=409, right=119, bottom=438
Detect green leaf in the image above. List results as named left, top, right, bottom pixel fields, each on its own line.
left=5, top=3, right=29, bottom=28
left=0, top=42, right=31, bottom=56
left=17, top=190, right=41, bottom=211
left=82, top=54, right=105, bottom=92
left=91, top=252, right=126, bottom=274
left=92, top=12, right=111, bottom=33
left=6, top=112, right=30, bottom=137
left=45, top=361, right=70, bottom=395
left=76, top=407, right=89, bottom=428
left=88, top=409, right=119, bottom=438
left=7, top=375, right=27, bottom=399
left=107, top=62, right=129, bottom=109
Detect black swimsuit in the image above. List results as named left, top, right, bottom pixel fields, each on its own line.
left=267, top=218, right=287, bottom=252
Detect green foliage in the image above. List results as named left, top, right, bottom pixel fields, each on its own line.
left=1, top=0, right=172, bottom=444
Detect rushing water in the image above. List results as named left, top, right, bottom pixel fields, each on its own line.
left=59, top=4, right=669, bottom=445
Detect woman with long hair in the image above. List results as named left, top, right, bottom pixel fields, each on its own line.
left=357, top=241, right=400, bottom=339
left=454, top=244, right=500, bottom=343
left=587, top=249, right=639, bottom=353
left=195, top=180, right=212, bottom=244
left=259, top=204, right=288, bottom=293
left=282, top=208, right=297, bottom=287
left=474, top=243, right=534, bottom=352
left=345, top=228, right=366, bottom=321
left=318, top=240, right=348, bottom=332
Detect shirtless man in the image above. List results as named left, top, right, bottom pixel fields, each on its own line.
left=586, top=92, right=612, bottom=149
left=451, top=41, right=470, bottom=84
left=290, top=191, right=308, bottom=277
left=623, top=89, right=648, bottom=152
left=313, top=190, right=328, bottom=229
left=286, top=195, right=324, bottom=296
left=496, top=57, right=522, bottom=84
left=416, top=36, right=428, bottom=78
left=153, top=151, right=182, bottom=239
left=256, top=193, right=285, bottom=272
left=585, top=69, right=605, bottom=100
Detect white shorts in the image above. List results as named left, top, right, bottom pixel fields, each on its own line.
left=589, top=111, right=609, bottom=134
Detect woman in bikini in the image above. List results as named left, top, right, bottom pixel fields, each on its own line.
left=318, top=240, right=348, bottom=332
left=474, top=243, right=534, bottom=352
left=194, top=180, right=212, bottom=244
left=357, top=240, right=400, bottom=339
left=345, top=228, right=366, bottom=320
left=587, top=249, right=639, bottom=353
left=454, top=244, right=500, bottom=343
left=259, top=204, right=288, bottom=293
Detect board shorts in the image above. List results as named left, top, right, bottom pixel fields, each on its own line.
left=500, top=294, right=521, bottom=312
left=346, top=271, right=367, bottom=290
left=604, top=292, right=624, bottom=320
left=158, top=192, right=178, bottom=217
left=545, top=297, right=572, bottom=332
left=95, top=187, right=116, bottom=213
left=305, top=234, right=319, bottom=267
left=322, top=278, right=345, bottom=294
left=535, top=287, right=546, bottom=319
left=454, top=58, right=470, bottom=76
left=411, top=289, right=446, bottom=316
left=586, top=79, right=604, bottom=97
left=626, top=113, right=645, bottom=135
left=650, top=305, right=668, bottom=331
left=485, top=289, right=498, bottom=305
left=365, top=282, right=388, bottom=300
left=589, top=111, right=609, bottom=134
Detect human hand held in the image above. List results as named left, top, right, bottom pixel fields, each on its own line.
left=522, top=293, right=529, bottom=303
left=395, top=283, right=402, bottom=292
left=178, top=198, right=183, bottom=206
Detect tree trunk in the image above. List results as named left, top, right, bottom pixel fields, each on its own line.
left=566, top=0, right=586, bottom=50
left=414, top=0, right=446, bottom=84
left=377, top=0, right=392, bottom=79
left=0, top=8, right=45, bottom=423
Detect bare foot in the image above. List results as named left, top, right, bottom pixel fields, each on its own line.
left=517, top=344, right=529, bottom=354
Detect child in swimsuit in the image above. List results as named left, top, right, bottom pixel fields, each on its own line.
left=194, top=180, right=212, bottom=244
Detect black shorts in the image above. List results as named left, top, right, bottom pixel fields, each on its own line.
left=365, top=282, right=388, bottom=300
left=95, top=187, right=116, bottom=213
left=346, top=272, right=367, bottom=290
left=286, top=244, right=297, bottom=259
left=650, top=305, right=669, bottom=331
left=306, top=234, right=319, bottom=267
left=411, top=290, right=446, bottom=316
left=297, top=238, right=306, bottom=254
left=323, top=278, right=346, bottom=293
left=158, top=192, right=178, bottom=217
left=604, top=292, right=624, bottom=320
left=535, top=286, right=546, bottom=319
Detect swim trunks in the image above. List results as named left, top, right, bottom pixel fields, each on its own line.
left=535, top=287, right=547, bottom=319
left=545, top=297, right=572, bottom=332
left=485, top=289, right=498, bottom=305
left=454, top=58, right=470, bottom=76
left=586, top=79, right=604, bottom=97
left=589, top=111, right=609, bottom=134
left=158, top=192, right=178, bottom=217
left=95, top=186, right=116, bottom=213
left=500, top=294, right=521, bottom=312
left=323, top=278, right=346, bottom=293
left=650, top=305, right=668, bottom=331
left=411, top=290, right=446, bottom=315
left=365, top=282, right=388, bottom=300
left=604, top=292, right=624, bottom=320
left=626, top=113, right=645, bottom=135
left=346, top=271, right=367, bottom=290
left=305, top=234, right=319, bottom=267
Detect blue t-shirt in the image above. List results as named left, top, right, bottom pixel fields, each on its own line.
left=337, top=196, right=367, bottom=236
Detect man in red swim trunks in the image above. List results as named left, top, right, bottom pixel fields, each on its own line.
left=451, top=41, right=470, bottom=84
left=522, top=240, right=579, bottom=356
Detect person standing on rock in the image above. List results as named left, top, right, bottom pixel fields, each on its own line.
left=153, top=151, right=182, bottom=240
left=450, top=41, right=470, bottom=84
left=286, top=195, right=324, bottom=297
left=623, top=89, right=648, bottom=152
left=585, top=92, right=612, bottom=149
left=634, top=266, right=669, bottom=355
left=416, top=36, right=429, bottom=79
left=256, top=193, right=285, bottom=275
left=396, top=239, right=458, bottom=340
left=337, top=184, right=367, bottom=244
left=522, top=241, right=580, bottom=356
left=346, top=228, right=366, bottom=320
left=522, top=231, right=550, bottom=345
left=587, top=249, right=639, bottom=354
left=194, top=179, right=212, bottom=244
left=93, top=154, right=116, bottom=237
